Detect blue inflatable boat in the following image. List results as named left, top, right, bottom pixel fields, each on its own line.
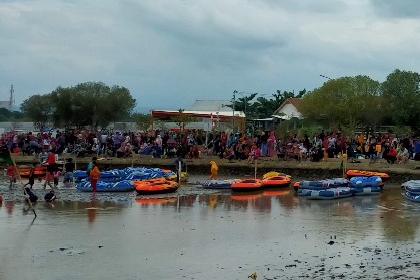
left=304, top=187, right=353, bottom=200
left=76, top=180, right=135, bottom=192
left=349, top=176, right=382, bottom=188
left=299, top=178, right=349, bottom=190
left=201, top=179, right=238, bottom=189
left=401, top=180, right=420, bottom=194
left=349, top=176, right=383, bottom=195
left=351, top=186, right=382, bottom=195
left=403, top=191, right=420, bottom=202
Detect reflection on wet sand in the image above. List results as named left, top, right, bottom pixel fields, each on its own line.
left=87, top=198, right=97, bottom=224
left=379, top=188, right=420, bottom=242
left=135, top=197, right=178, bottom=205
left=3, top=181, right=420, bottom=279
left=6, top=200, right=14, bottom=215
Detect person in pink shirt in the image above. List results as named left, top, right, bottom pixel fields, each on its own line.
left=267, top=131, right=276, bottom=157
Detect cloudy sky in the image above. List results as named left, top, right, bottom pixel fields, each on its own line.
left=1, top=0, right=420, bottom=112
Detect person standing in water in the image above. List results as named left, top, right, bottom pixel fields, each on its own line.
left=86, top=156, right=97, bottom=176
left=88, top=161, right=101, bottom=193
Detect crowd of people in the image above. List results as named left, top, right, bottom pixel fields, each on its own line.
left=2, top=128, right=420, bottom=167
left=2, top=128, right=420, bottom=206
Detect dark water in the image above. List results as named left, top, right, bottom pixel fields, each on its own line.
left=1, top=175, right=420, bottom=280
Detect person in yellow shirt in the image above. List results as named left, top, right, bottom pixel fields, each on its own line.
left=209, top=160, right=218, bottom=180
left=375, top=142, right=382, bottom=159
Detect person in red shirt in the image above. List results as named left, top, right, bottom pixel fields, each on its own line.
left=6, top=164, right=17, bottom=189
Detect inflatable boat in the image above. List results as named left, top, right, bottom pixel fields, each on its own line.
left=135, top=180, right=179, bottom=195
left=231, top=178, right=264, bottom=192
left=346, top=169, right=390, bottom=182
left=304, top=187, right=354, bottom=200
left=349, top=176, right=382, bottom=187
left=401, top=180, right=420, bottom=194
left=298, top=178, right=349, bottom=190
left=403, top=191, right=420, bottom=203
left=261, top=175, right=292, bottom=189
left=349, top=176, right=383, bottom=195
left=76, top=180, right=135, bottom=192
left=262, top=171, right=291, bottom=179
left=201, top=179, right=238, bottom=189
left=19, top=166, right=47, bottom=178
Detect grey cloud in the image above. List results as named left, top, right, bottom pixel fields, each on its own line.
left=370, top=0, right=420, bottom=18
left=258, top=0, right=348, bottom=14
left=2, top=0, right=420, bottom=110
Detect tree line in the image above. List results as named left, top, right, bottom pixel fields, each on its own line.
left=299, top=69, right=420, bottom=134
left=9, top=69, right=420, bottom=134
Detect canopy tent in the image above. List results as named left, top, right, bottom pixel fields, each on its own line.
left=151, top=109, right=245, bottom=132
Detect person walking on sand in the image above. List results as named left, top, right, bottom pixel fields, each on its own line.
left=23, top=163, right=37, bottom=189
left=209, top=160, right=219, bottom=180
left=53, top=170, right=61, bottom=189
left=89, top=161, right=101, bottom=193
left=43, top=170, right=54, bottom=190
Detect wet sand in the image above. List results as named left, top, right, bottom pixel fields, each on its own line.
left=1, top=175, right=420, bottom=280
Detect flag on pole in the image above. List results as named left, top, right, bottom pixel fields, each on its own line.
left=0, top=147, right=13, bottom=165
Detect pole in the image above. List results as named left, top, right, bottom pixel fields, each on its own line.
left=178, top=160, right=181, bottom=185
left=232, top=90, right=236, bottom=133
left=254, top=159, right=257, bottom=179
left=8, top=149, right=37, bottom=218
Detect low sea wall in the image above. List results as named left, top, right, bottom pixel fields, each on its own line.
left=11, top=154, right=420, bottom=184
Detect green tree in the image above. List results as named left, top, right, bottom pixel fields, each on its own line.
left=132, top=113, right=152, bottom=132
left=50, top=86, right=74, bottom=128
left=381, top=69, right=420, bottom=127
left=20, top=94, right=54, bottom=132
left=42, top=82, right=137, bottom=129
left=300, top=76, right=381, bottom=132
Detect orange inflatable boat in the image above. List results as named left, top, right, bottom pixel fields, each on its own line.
left=135, top=179, right=179, bottom=195
left=292, top=181, right=300, bottom=192
left=346, top=169, right=390, bottom=182
left=19, top=166, right=47, bottom=178
left=261, top=175, right=292, bottom=189
left=231, top=178, right=264, bottom=192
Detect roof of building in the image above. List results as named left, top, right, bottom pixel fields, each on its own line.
left=151, top=110, right=245, bottom=120
left=273, top=98, right=302, bottom=115
left=187, top=100, right=232, bottom=112
left=287, top=98, right=301, bottom=109
left=272, top=98, right=304, bottom=120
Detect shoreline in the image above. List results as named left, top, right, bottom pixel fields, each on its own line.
left=10, top=153, right=420, bottom=184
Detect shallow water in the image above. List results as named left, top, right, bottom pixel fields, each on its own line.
left=1, top=175, right=420, bottom=280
